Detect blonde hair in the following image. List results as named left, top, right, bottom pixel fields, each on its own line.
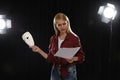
left=53, top=12, right=74, bottom=35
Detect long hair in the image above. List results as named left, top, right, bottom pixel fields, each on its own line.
left=53, top=13, right=75, bottom=36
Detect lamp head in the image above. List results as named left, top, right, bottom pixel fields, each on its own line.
left=98, top=3, right=117, bottom=23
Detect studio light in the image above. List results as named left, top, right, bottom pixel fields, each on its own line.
left=98, top=3, right=117, bottom=23
left=0, top=14, right=11, bottom=34
left=98, top=4, right=118, bottom=78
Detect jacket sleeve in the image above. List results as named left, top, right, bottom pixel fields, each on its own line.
left=46, top=36, right=56, bottom=64
left=74, top=37, right=85, bottom=64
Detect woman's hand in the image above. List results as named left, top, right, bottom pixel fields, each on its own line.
left=30, top=45, right=40, bottom=53
left=30, top=45, right=48, bottom=59
left=66, top=57, right=78, bottom=63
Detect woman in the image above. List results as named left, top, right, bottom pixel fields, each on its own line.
left=31, top=12, right=85, bottom=80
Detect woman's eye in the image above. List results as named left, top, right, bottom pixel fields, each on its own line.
left=63, top=23, right=66, bottom=25
left=57, top=24, right=62, bottom=27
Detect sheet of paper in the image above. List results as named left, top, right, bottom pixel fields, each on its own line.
left=54, top=47, right=80, bottom=59
left=22, top=31, right=35, bottom=47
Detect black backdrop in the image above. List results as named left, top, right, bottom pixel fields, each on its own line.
left=0, top=0, right=120, bottom=80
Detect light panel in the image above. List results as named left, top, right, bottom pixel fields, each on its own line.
left=0, top=14, right=12, bottom=34
left=98, top=3, right=117, bottom=23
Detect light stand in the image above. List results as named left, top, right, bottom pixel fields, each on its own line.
left=98, top=2, right=117, bottom=80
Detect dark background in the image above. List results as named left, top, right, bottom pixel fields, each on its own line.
left=0, top=0, right=120, bottom=80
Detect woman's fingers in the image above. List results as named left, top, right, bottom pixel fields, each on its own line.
left=66, top=58, right=74, bottom=63
left=30, top=45, right=39, bottom=52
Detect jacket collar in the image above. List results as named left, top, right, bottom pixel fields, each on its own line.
left=54, top=32, right=72, bottom=41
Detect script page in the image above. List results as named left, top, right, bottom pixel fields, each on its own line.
left=54, top=47, right=80, bottom=59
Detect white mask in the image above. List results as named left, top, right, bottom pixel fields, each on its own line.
left=22, top=31, right=34, bottom=47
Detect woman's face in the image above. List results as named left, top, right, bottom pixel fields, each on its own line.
left=55, top=19, right=68, bottom=34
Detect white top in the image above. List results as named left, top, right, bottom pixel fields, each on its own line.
left=58, top=38, right=64, bottom=49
